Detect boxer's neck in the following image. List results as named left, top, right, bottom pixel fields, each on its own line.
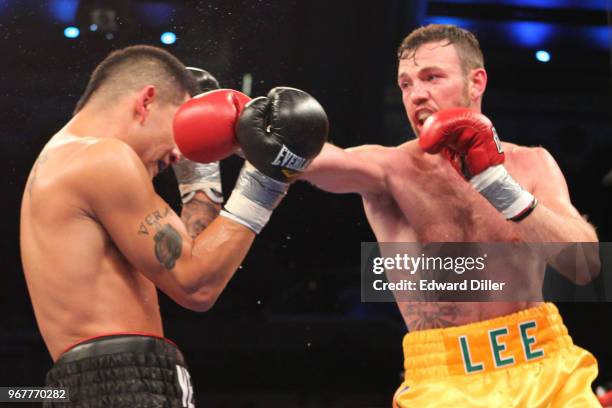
left=64, top=101, right=139, bottom=148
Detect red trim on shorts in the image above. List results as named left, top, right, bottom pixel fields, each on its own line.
left=60, top=332, right=177, bottom=356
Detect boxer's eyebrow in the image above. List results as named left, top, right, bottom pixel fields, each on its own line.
left=417, top=66, right=444, bottom=75
left=398, top=66, right=444, bottom=84
left=397, top=71, right=414, bottom=83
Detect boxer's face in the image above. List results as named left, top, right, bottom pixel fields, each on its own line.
left=398, top=41, right=472, bottom=136
left=135, top=90, right=189, bottom=178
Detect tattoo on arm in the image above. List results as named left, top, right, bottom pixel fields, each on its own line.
left=154, top=224, right=182, bottom=269
left=137, top=207, right=182, bottom=270
left=181, top=195, right=221, bottom=239
left=137, top=207, right=171, bottom=235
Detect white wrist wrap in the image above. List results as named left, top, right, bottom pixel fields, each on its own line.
left=173, top=160, right=223, bottom=204
left=470, top=165, right=536, bottom=220
left=220, top=162, right=289, bottom=234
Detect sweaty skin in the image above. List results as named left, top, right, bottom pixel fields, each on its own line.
left=20, top=89, right=253, bottom=361
left=302, top=41, right=596, bottom=330
left=307, top=141, right=546, bottom=328
left=22, top=135, right=157, bottom=360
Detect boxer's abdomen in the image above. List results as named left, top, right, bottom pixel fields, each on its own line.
left=361, top=142, right=541, bottom=331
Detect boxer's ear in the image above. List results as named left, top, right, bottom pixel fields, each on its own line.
left=134, top=85, right=156, bottom=124
left=468, top=68, right=487, bottom=103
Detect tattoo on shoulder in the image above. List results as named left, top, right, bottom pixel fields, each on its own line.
left=404, top=303, right=470, bottom=330
left=154, top=224, right=182, bottom=270
left=26, top=154, right=48, bottom=198
left=137, top=207, right=181, bottom=270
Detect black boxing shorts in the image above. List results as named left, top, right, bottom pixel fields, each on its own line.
left=44, top=333, right=195, bottom=408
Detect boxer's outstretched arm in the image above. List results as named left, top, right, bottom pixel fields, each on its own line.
left=300, top=143, right=387, bottom=195
left=83, top=140, right=254, bottom=312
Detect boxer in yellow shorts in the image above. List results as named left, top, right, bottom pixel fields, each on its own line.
left=393, top=304, right=599, bottom=407
left=301, top=23, right=600, bottom=406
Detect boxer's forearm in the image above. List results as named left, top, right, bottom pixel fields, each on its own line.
left=300, top=143, right=351, bottom=191
left=300, top=143, right=386, bottom=194
left=515, top=203, right=597, bottom=243
left=180, top=191, right=221, bottom=238
left=514, top=205, right=599, bottom=284
left=175, top=217, right=254, bottom=311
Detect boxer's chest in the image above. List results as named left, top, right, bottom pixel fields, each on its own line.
left=384, top=151, right=516, bottom=242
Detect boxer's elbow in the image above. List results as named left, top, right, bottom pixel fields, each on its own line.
left=184, top=291, right=217, bottom=312
left=174, top=267, right=220, bottom=312
left=180, top=284, right=219, bottom=312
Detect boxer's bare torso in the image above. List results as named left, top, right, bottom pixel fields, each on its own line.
left=20, top=133, right=165, bottom=360
left=304, top=140, right=548, bottom=330
left=361, top=141, right=541, bottom=329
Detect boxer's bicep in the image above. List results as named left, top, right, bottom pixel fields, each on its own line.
left=96, top=171, right=251, bottom=311
left=301, top=143, right=386, bottom=194
left=81, top=142, right=203, bottom=304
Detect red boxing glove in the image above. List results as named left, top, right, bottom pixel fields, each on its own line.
left=173, top=89, right=251, bottom=163
left=419, top=108, right=537, bottom=221
left=419, top=108, right=504, bottom=178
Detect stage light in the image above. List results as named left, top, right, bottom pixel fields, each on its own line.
left=586, top=26, right=610, bottom=50
left=535, top=50, right=551, bottom=62
left=430, top=0, right=604, bottom=10
left=50, top=0, right=79, bottom=23
left=63, top=26, right=80, bottom=39
left=508, top=21, right=554, bottom=47
left=161, top=31, right=177, bottom=45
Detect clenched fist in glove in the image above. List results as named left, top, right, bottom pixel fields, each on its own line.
left=173, top=89, right=251, bottom=163
left=419, top=108, right=537, bottom=221
left=221, top=87, right=329, bottom=233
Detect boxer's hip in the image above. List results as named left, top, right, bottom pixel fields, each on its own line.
left=45, top=333, right=194, bottom=407
left=402, top=303, right=575, bottom=380
left=394, top=303, right=599, bottom=407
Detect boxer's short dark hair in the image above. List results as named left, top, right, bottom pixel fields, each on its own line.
left=397, top=24, right=484, bottom=76
left=74, top=45, right=198, bottom=114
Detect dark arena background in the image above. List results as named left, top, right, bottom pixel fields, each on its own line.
left=1, top=0, right=611, bottom=406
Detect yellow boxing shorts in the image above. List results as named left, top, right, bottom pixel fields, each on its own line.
left=393, top=303, right=599, bottom=407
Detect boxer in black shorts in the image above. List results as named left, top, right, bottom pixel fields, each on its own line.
left=20, top=45, right=328, bottom=406
left=45, top=334, right=193, bottom=408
